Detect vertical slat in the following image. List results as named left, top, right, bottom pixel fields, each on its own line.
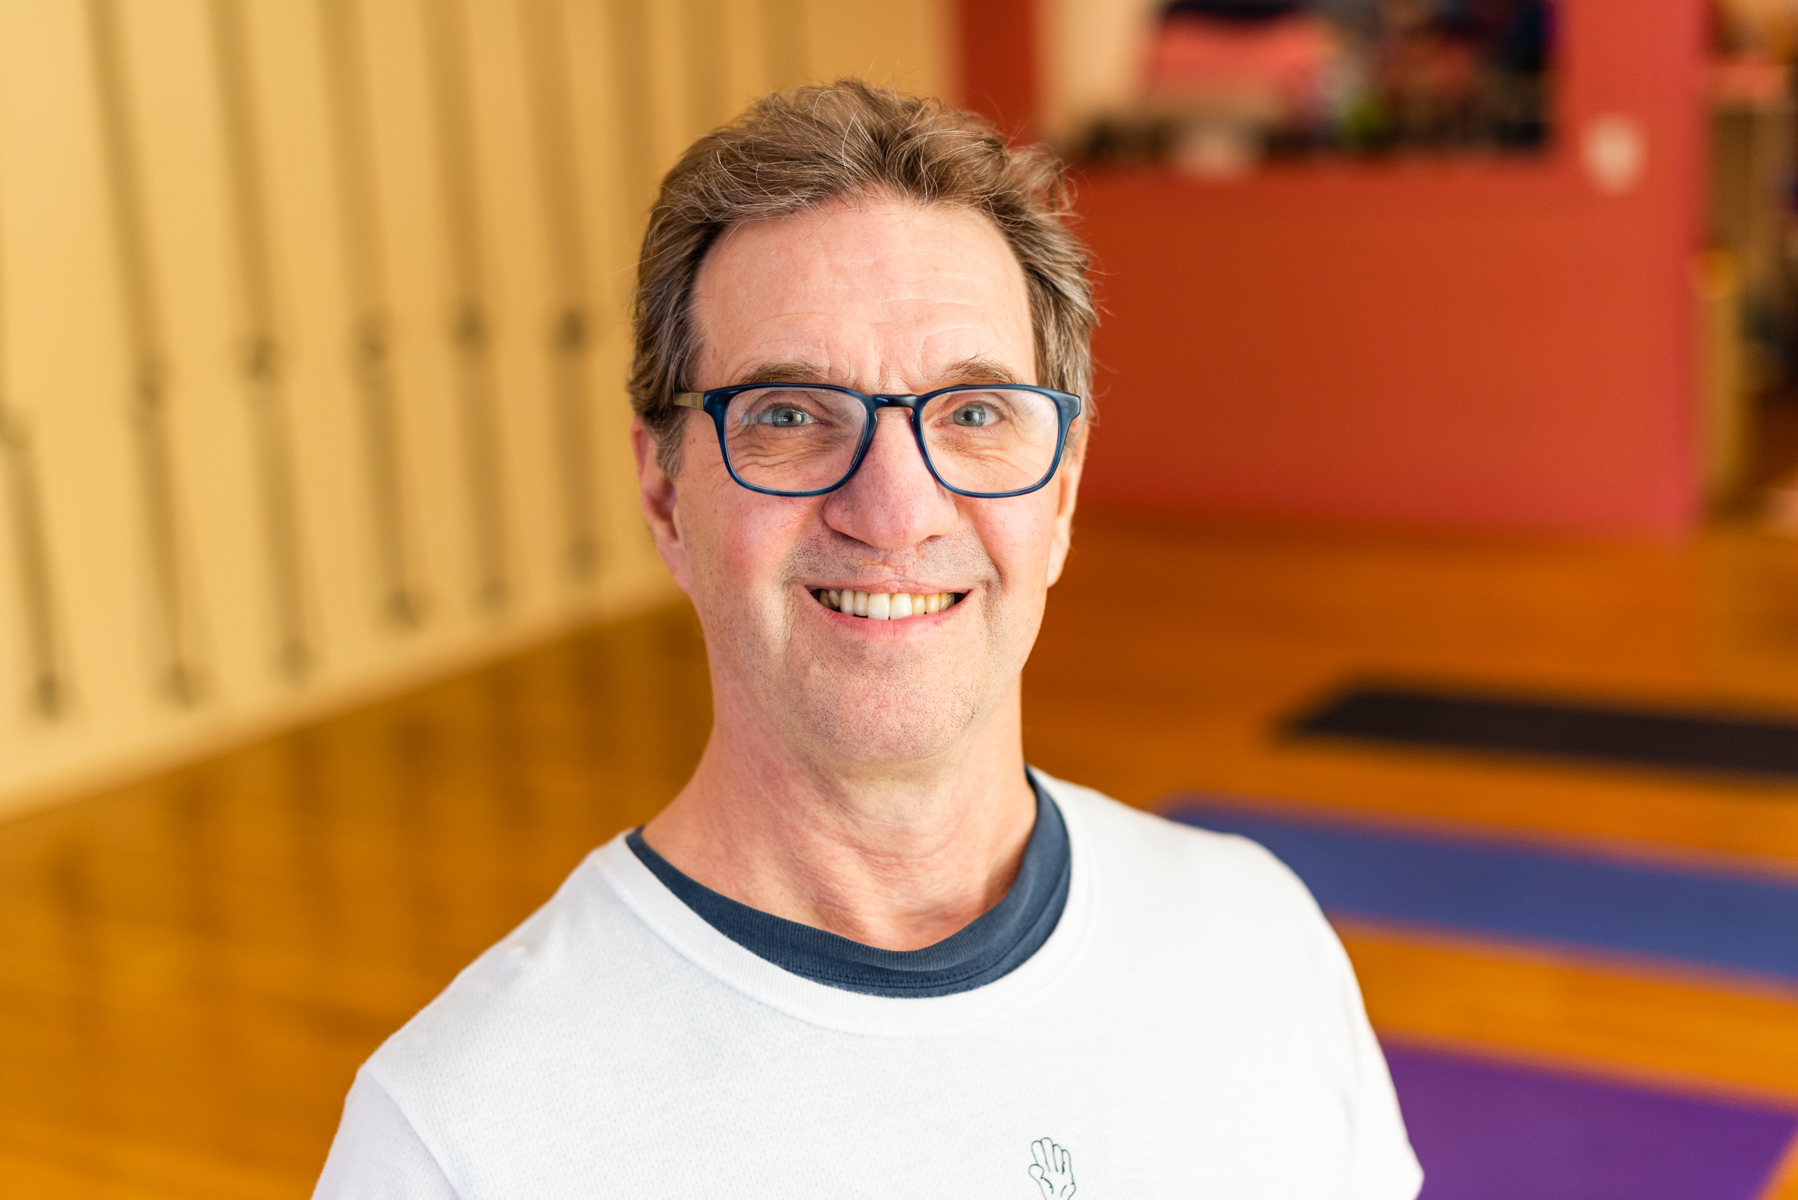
left=209, top=0, right=313, bottom=682
left=0, top=406, right=66, bottom=720
left=0, top=135, right=65, bottom=720
left=420, top=0, right=509, bottom=616
left=605, top=0, right=658, bottom=221
left=519, top=0, right=601, bottom=582
left=316, top=0, right=422, bottom=631
left=683, top=0, right=731, bottom=133
left=85, top=0, right=206, bottom=708
left=761, top=0, right=810, bottom=91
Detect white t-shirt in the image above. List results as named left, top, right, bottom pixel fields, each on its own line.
left=314, top=775, right=1422, bottom=1199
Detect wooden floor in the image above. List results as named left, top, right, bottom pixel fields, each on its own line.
left=5, top=512, right=1798, bottom=1197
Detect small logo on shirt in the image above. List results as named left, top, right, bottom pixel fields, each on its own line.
left=1028, top=1138, right=1076, bottom=1198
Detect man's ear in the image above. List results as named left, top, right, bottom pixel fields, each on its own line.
left=1044, top=431, right=1085, bottom=587
left=632, top=416, right=692, bottom=591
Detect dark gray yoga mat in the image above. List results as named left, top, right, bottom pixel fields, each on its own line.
left=1285, top=684, right=1798, bottom=779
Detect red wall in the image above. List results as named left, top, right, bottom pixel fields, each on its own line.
left=965, top=0, right=1709, bottom=536
left=958, top=0, right=1040, bottom=140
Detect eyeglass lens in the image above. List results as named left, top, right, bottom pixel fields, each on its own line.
left=722, top=386, right=1064, bottom=495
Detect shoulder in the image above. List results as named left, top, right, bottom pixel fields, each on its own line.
left=314, top=1071, right=461, bottom=1199
left=1039, top=772, right=1322, bottom=910
left=1037, top=772, right=1347, bottom=975
left=357, top=844, right=708, bottom=1120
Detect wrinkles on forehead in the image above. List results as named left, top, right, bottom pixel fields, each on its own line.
left=728, top=355, right=1028, bottom=391
left=688, top=198, right=1036, bottom=396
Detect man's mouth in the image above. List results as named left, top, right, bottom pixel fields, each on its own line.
left=811, top=589, right=964, bottom=621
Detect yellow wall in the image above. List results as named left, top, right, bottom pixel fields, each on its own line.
left=0, top=0, right=950, bottom=817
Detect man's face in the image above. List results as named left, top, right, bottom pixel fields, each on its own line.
left=635, top=197, right=1081, bottom=771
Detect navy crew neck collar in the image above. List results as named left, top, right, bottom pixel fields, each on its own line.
left=625, top=772, right=1071, bottom=998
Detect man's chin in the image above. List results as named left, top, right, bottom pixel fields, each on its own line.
left=781, top=686, right=985, bottom=770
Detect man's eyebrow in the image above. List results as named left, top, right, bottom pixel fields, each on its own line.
left=937, top=356, right=1027, bottom=387
left=730, top=361, right=831, bottom=386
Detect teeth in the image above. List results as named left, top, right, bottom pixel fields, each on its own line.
left=814, top=589, right=960, bottom=621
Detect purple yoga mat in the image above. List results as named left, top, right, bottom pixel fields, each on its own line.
left=1384, top=1044, right=1798, bottom=1200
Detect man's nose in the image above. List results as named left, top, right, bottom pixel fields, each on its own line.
left=822, top=407, right=957, bottom=550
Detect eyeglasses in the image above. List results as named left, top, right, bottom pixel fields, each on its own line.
left=673, top=383, right=1083, bottom=499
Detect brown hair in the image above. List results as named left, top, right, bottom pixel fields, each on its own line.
left=628, top=78, right=1096, bottom=474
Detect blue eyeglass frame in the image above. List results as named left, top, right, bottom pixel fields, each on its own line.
left=673, top=382, right=1084, bottom=499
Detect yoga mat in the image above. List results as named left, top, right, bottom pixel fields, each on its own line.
left=1386, top=1045, right=1797, bottom=1200
left=1286, top=684, right=1798, bottom=779
left=1164, top=801, right=1798, bottom=982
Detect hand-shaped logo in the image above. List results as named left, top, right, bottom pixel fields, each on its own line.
left=1028, top=1137, right=1076, bottom=1199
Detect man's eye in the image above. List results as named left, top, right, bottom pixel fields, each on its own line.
left=951, top=404, right=993, bottom=427
left=752, top=407, right=813, bottom=427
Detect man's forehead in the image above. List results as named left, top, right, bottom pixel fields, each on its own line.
left=725, top=355, right=1027, bottom=390
left=693, top=199, right=1037, bottom=390
left=701, top=198, right=1026, bottom=296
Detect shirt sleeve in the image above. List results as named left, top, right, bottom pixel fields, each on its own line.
left=1333, top=938, right=1425, bottom=1200
left=313, top=1070, right=462, bottom=1200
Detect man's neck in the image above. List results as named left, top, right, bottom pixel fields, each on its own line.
left=638, top=691, right=1037, bottom=951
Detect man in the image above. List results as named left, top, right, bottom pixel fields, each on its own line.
left=316, top=81, right=1421, bottom=1199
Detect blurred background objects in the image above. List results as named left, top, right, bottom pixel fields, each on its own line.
left=1079, top=0, right=1553, bottom=173
left=1039, top=0, right=1798, bottom=529
left=4, top=1, right=1798, bottom=1198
